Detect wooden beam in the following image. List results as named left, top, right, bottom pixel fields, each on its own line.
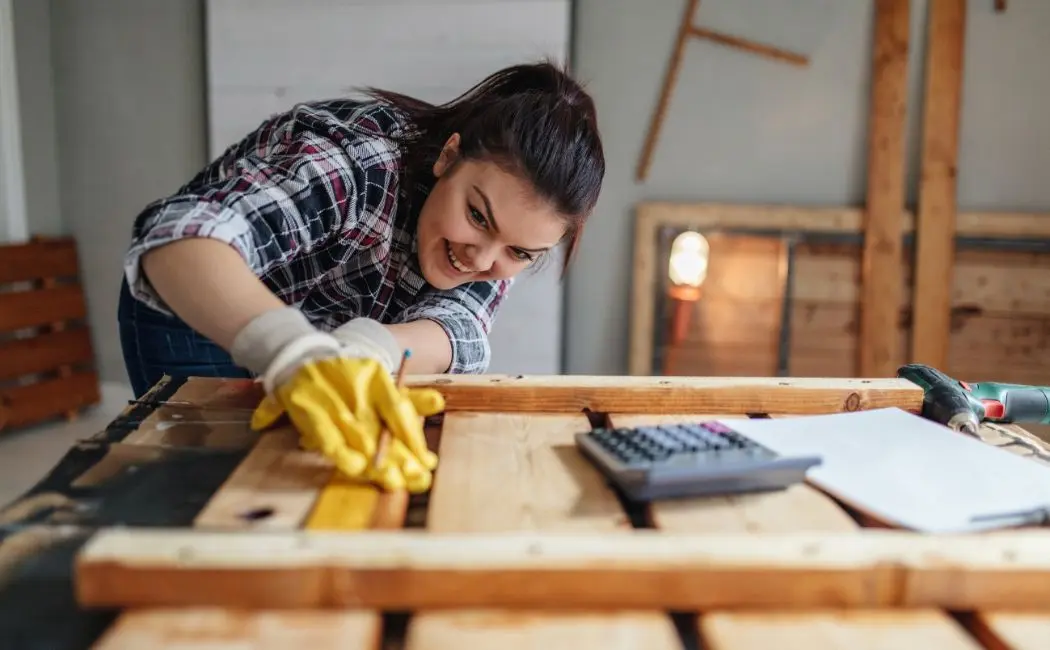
left=403, top=375, right=922, bottom=414
left=688, top=26, right=809, bottom=67
left=75, top=528, right=1050, bottom=611
left=860, top=0, right=911, bottom=378
left=152, top=375, right=923, bottom=416
left=635, top=201, right=1050, bottom=240
left=911, top=0, right=967, bottom=370
left=636, top=0, right=699, bottom=182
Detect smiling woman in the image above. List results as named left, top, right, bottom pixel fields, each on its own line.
left=115, top=60, right=604, bottom=491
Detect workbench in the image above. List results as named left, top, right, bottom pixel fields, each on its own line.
left=3, top=373, right=1050, bottom=649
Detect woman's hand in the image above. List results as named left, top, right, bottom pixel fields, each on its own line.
left=251, top=356, right=443, bottom=493
left=231, top=307, right=444, bottom=493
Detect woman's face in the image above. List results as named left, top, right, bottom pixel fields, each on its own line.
left=416, top=134, right=568, bottom=291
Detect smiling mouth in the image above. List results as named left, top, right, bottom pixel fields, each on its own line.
left=445, top=240, right=474, bottom=274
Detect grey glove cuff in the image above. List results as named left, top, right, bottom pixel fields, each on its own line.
left=230, top=307, right=334, bottom=377
left=330, top=317, right=404, bottom=374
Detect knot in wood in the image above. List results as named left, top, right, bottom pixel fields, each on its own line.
left=844, top=392, right=862, bottom=411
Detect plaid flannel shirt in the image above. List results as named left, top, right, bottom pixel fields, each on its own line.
left=123, top=99, right=511, bottom=374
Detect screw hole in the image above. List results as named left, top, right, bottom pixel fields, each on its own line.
left=514, top=374, right=525, bottom=379
left=659, top=380, right=671, bottom=385
left=239, top=506, right=275, bottom=522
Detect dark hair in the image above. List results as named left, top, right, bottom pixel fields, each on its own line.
left=364, top=60, right=605, bottom=275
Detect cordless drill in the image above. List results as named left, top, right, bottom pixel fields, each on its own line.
left=897, top=363, right=1050, bottom=435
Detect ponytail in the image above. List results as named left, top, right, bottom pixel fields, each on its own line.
left=363, top=60, right=605, bottom=276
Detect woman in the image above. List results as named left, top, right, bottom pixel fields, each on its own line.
left=117, top=61, right=605, bottom=492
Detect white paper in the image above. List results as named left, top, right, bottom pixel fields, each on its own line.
left=721, top=408, right=1050, bottom=533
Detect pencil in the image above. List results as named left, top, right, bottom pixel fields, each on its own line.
left=374, top=348, right=411, bottom=469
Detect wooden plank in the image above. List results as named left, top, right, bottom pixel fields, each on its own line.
left=424, top=412, right=631, bottom=532
left=73, top=528, right=1050, bottom=611
left=0, top=327, right=94, bottom=382
left=408, top=611, right=679, bottom=650
left=161, top=375, right=924, bottom=415
left=0, top=283, right=87, bottom=332
left=192, top=428, right=333, bottom=530
left=0, top=371, right=100, bottom=430
left=912, top=0, right=967, bottom=370
left=608, top=414, right=857, bottom=533
left=406, top=412, right=679, bottom=650
left=859, top=0, right=911, bottom=377
left=636, top=201, right=1050, bottom=241
left=0, top=236, right=80, bottom=283
left=967, top=612, right=1050, bottom=650
left=91, top=608, right=381, bottom=650
left=404, top=375, right=922, bottom=414
left=701, top=610, right=982, bottom=649
left=122, top=405, right=258, bottom=450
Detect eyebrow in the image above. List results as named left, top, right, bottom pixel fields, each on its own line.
left=473, top=184, right=553, bottom=254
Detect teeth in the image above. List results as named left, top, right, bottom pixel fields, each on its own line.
left=446, top=241, right=472, bottom=273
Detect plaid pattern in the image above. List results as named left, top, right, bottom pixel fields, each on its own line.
left=123, top=99, right=512, bottom=374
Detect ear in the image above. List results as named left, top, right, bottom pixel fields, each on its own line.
left=432, top=133, right=461, bottom=178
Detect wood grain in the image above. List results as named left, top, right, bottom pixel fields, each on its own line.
left=859, top=0, right=911, bottom=377
left=193, top=428, right=333, bottom=530
left=164, top=375, right=922, bottom=416
left=0, top=371, right=100, bottom=430
left=701, top=610, right=982, bottom=649
left=91, top=608, right=381, bottom=650
left=404, top=375, right=923, bottom=415
left=74, top=528, right=1050, bottom=611
left=0, top=236, right=81, bottom=283
left=607, top=414, right=857, bottom=533
left=424, top=413, right=630, bottom=533
left=911, top=0, right=967, bottom=370
left=406, top=412, right=678, bottom=649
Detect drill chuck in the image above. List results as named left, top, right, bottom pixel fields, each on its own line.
left=897, top=363, right=986, bottom=432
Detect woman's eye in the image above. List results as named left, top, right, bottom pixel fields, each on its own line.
left=511, top=249, right=534, bottom=262
left=468, top=207, right=486, bottom=226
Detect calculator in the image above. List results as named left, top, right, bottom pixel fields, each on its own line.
left=575, top=420, right=822, bottom=502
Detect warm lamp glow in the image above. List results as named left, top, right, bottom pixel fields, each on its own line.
left=668, top=231, right=709, bottom=287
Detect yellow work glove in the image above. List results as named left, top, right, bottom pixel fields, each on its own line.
left=250, top=356, right=443, bottom=492
left=230, top=308, right=445, bottom=493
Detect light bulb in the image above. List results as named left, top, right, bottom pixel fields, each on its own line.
left=668, top=231, right=709, bottom=287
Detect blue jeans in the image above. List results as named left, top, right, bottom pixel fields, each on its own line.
left=118, top=278, right=252, bottom=398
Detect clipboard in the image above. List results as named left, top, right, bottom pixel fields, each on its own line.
left=723, top=408, right=1050, bottom=533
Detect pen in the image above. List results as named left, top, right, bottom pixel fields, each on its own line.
left=374, top=348, right=411, bottom=470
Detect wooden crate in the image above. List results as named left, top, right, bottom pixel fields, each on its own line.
left=0, top=236, right=100, bottom=432
left=56, top=374, right=1050, bottom=649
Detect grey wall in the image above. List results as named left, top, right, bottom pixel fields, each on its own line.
left=565, top=0, right=1050, bottom=376
left=12, top=0, right=61, bottom=237
left=12, top=0, right=1050, bottom=385
left=45, top=0, right=207, bottom=384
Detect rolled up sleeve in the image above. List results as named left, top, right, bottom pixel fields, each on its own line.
left=123, top=103, right=372, bottom=315
left=396, top=278, right=512, bottom=374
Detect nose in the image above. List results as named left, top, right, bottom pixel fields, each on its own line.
left=466, top=243, right=498, bottom=272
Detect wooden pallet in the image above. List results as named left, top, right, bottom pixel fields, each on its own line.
left=73, top=374, right=1050, bottom=649
left=0, top=236, right=100, bottom=432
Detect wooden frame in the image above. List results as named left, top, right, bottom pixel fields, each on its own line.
left=0, top=236, right=100, bottom=431
left=0, top=373, right=1029, bottom=648
left=628, top=201, right=1050, bottom=378
left=46, top=373, right=1050, bottom=650
left=75, top=527, right=1050, bottom=611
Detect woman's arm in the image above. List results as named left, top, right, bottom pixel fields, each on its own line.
left=140, top=238, right=287, bottom=351
left=385, top=320, right=453, bottom=375
left=392, top=278, right=512, bottom=375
